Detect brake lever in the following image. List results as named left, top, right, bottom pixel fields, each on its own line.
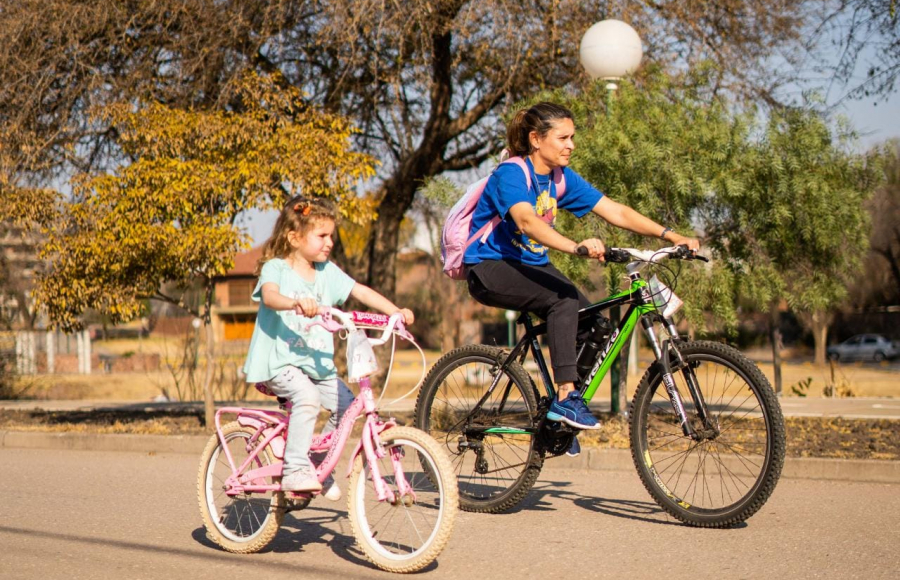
left=674, top=244, right=709, bottom=262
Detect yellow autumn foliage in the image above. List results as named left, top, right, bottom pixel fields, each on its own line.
left=34, top=71, right=376, bottom=330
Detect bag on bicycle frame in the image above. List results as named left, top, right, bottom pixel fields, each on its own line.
left=440, top=154, right=566, bottom=280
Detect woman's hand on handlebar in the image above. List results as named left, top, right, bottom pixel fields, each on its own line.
left=668, top=232, right=700, bottom=252
left=575, top=238, right=605, bottom=261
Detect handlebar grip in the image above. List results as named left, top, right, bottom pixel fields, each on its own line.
left=604, top=248, right=632, bottom=263
left=575, top=245, right=589, bottom=256
left=673, top=244, right=709, bottom=262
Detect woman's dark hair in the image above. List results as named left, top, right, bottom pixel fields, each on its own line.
left=506, top=102, right=574, bottom=157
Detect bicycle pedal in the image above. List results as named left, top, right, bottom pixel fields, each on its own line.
left=284, top=495, right=312, bottom=512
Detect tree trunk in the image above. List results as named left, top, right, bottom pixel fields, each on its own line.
left=201, top=282, right=218, bottom=430
left=203, top=319, right=216, bottom=429
left=811, top=310, right=829, bottom=366
left=769, top=308, right=783, bottom=396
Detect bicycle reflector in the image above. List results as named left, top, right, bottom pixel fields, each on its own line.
left=648, top=275, right=683, bottom=318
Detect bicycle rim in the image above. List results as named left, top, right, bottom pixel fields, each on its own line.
left=201, top=424, right=282, bottom=545
left=631, top=342, right=784, bottom=526
left=419, top=347, right=540, bottom=509
left=348, top=427, right=456, bottom=572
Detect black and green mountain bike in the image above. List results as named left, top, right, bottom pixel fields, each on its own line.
left=414, top=245, right=785, bottom=527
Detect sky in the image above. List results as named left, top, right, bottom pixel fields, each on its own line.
left=833, top=89, right=900, bottom=149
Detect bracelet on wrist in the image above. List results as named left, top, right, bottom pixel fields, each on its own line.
left=660, top=227, right=672, bottom=240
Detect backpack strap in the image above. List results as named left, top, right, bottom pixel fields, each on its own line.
left=466, top=157, right=531, bottom=245
left=466, top=159, right=566, bottom=247
left=553, top=167, right=566, bottom=199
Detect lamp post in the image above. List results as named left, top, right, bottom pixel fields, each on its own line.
left=579, top=19, right=643, bottom=89
left=579, top=19, right=643, bottom=416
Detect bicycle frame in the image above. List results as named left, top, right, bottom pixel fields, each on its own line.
left=478, top=263, right=714, bottom=441
left=213, top=313, right=415, bottom=504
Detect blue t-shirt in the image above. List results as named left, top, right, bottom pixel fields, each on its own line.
left=242, top=258, right=356, bottom=382
left=463, top=158, right=603, bottom=266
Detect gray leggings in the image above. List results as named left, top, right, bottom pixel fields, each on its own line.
left=265, top=367, right=354, bottom=474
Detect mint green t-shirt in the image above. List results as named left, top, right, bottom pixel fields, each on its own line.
left=242, top=258, right=356, bottom=383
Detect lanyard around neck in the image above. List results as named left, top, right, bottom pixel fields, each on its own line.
left=526, top=157, right=554, bottom=198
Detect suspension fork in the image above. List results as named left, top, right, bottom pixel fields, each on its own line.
left=642, top=319, right=715, bottom=439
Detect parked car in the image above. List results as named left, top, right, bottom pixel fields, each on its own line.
left=827, top=334, right=900, bottom=362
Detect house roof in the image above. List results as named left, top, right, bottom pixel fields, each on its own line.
left=228, top=245, right=264, bottom=277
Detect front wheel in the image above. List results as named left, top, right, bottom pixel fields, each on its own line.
left=347, top=426, right=458, bottom=573
left=197, top=421, right=284, bottom=553
left=630, top=341, right=785, bottom=528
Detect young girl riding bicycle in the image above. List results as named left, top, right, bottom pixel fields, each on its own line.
left=242, top=196, right=414, bottom=495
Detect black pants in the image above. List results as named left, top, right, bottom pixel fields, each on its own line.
left=467, top=260, right=590, bottom=384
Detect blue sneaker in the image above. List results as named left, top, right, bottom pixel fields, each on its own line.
left=565, top=436, right=581, bottom=457
left=547, top=391, right=600, bottom=430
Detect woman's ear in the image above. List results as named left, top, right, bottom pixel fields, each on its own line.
left=528, top=130, right=540, bottom=151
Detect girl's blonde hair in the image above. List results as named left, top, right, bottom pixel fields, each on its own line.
left=256, top=196, right=339, bottom=275
left=506, top=102, right=574, bottom=157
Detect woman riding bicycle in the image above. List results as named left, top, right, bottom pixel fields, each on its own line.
left=463, top=102, right=700, bottom=446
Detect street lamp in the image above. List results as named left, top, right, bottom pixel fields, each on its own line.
left=579, top=19, right=643, bottom=415
left=579, top=19, right=643, bottom=91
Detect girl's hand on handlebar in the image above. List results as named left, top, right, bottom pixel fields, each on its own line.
left=575, top=238, right=606, bottom=261
left=293, top=297, right=319, bottom=318
left=395, top=308, right=415, bottom=325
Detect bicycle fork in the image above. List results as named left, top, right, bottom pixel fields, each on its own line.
left=642, top=319, right=718, bottom=441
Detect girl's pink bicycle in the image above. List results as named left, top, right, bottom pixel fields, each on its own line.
left=196, top=308, right=458, bottom=573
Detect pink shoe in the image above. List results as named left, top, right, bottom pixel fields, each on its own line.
left=281, top=468, right=322, bottom=492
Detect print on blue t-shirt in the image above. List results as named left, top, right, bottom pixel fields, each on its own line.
left=463, top=158, right=603, bottom=266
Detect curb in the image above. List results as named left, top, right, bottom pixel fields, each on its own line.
left=1, top=430, right=898, bottom=483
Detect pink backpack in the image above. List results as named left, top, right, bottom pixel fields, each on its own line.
left=440, top=156, right=566, bottom=279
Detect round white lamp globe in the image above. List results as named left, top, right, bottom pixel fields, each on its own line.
left=579, top=20, right=643, bottom=81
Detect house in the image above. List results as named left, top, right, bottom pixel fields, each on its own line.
left=211, top=246, right=263, bottom=342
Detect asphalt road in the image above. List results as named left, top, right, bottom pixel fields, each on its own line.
left=2, top=448, right=898, bottom=580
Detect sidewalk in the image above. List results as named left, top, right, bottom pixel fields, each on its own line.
left=3, top=394, right=900, bottom=419
left=1, top=397, right=898, bottom=484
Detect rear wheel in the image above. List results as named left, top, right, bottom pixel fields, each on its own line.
left=197, top=421, right=284, bottom=552
left=414, top=344, right=542, bottom=513
left=630, top=341, right=785, bottom=528
left=347, top=426, right=458, bottom=573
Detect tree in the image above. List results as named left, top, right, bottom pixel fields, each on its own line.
left=551, top=67, right=748, bottom=333
left=548, top=69, right=879, bottom=390
left=711, top=106, right=882, bottom=369
left=814, top=1, right=900, bottom=100
left=0, top=0, right=817, bottom=302
left=867, top=139, right=900, bottom=303
left=29, top=72, right=374, bottom=426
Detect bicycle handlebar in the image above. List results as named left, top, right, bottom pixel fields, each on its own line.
left=576, top=244, right=708, bottom=264
left=308, top=307, right=413, bottom=345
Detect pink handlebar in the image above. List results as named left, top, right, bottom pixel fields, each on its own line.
left=304, top=308, right=413, bottom=343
